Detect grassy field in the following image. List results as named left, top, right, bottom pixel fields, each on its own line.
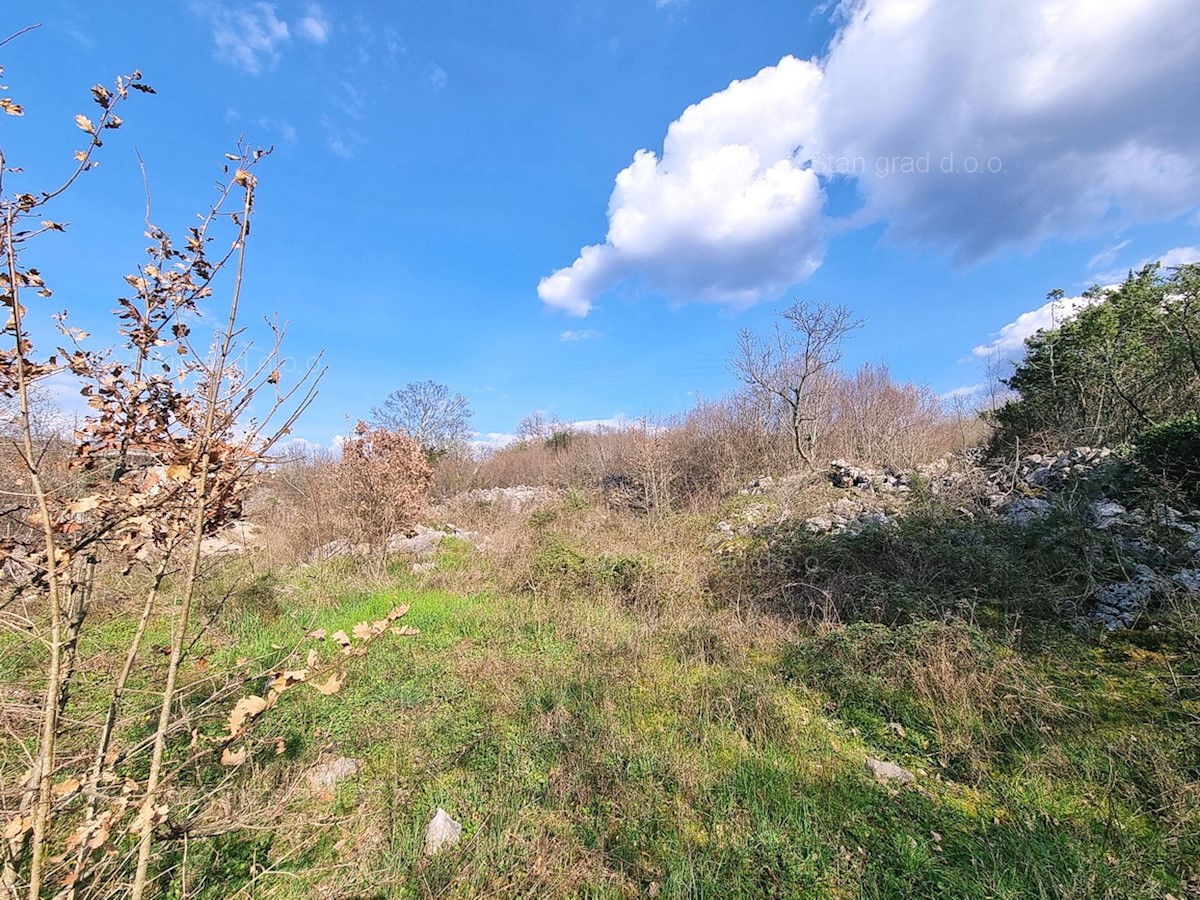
left=86, top=488, right=1196, bottom=900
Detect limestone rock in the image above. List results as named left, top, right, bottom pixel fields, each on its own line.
left=423, top=807, right=462, bottom=856
left=1002, top=497, right=1051, bottom=526
left=1172, top=569, right=1200, bottom=594
left=866, top=758, right=915, bottom=784
left=306, top=757, right=362, bottom=792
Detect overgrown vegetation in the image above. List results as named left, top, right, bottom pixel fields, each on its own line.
left=994, top=263, right=1200, bottom=450
left=3, top=37, right=1199, bottom=900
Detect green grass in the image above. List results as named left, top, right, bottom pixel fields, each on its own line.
left=5, top=498, right=1199, bottom=898
left=163, top=559, right=1197, bottom=897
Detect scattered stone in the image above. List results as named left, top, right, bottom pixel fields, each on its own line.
left=1090, top=566, right=1165, bottom=630
left=1172, top=570, right=1200, bottom=594
left=1001, top=497, right=1051, bottom=526
left=1091, top=499, right=1127, bottom=529
left=464, top=485, right=559, bottom=509
left=387, top=525, right=444, bottom=556
left=200, top=521, right=265, bottom=556
left=306, top=757, right=362, bottom=792
left=739, top=475, right=775, bottom=495
left=866, top=758, right=915, bottom=784
left=423, top=808, right=462, bottom=856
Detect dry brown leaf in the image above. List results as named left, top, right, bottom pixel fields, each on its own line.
left=307, top=628, right=327, bottom=640
left=310, top=672, right=345, bottom=695
left=74, top=113, right=93, bottom=132
left=3, top=815, right=30, bottom=840
left=387, top=604, right=411, bottom=621
left=227, top=695, right=268, bottom=736
left=166, top=463, right=191, bottom=483
left=351, top=622, right=374, bottom=641
left=390, top=625, right=421, bottom=636
left=52, top=776, right=81, bottom=798
left=220, top=747, right=246, bottom=766
left=306, top=648, right=319, bottom=669
left=67, top=495, right=101, bottom=514
left=86, top=812, right=114, bottom=849
left=130, top=802, right=168, bottom=836
left=331, top=629, right=352, bottom=653
left=275, top=738, right=286, bottom=755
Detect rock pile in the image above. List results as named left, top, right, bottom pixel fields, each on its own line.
left=311, top=524, right=481, bottom=567
left=463, top=485, right=558, bottom=509
left=726, top=446, right=1200, bottom=630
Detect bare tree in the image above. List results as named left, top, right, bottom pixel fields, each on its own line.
left=515, top=410, right=566, bottom=443
left=371, top=380, right=472, bottom=453
left=729, top=300, right=863, bottom=468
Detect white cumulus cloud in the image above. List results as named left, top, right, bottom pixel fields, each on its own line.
left=539, top=56, right=826, bottom=316
left=819, top=0, right=1200, bottom=260
left=1158, top=246, right=1200, bottom=268
left=541, top=0, right=1200, bottom=315
left=1093, top=245, right=1200, bottom=284
left=973, top=291, right=1105, bottom=361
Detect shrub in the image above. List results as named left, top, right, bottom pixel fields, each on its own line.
left=1132, top=415, right=1200, bottom=507
left=336, top=422, right=433, bottom=557
left=995, top=265, right=1200, bottom=450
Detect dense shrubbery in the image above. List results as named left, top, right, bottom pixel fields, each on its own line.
left=1132, top=414, right=1200, bottom=507
left=994, top=263, right=1200, bottom=450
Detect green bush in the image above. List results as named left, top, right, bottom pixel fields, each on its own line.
left=1132, top=415, right=1200, bottom=507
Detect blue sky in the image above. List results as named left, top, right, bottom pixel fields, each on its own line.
left=4, top=0, right=1199, bottom=448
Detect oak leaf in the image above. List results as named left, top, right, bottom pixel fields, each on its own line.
left=3, top=815, right=31, bottom=840
left=130, top=802, right=168, bottom=836
left=311, top=672, right=345, bottom=695
left=227, top=695, right=268, bottom=736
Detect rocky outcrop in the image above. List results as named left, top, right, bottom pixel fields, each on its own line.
left=311, top=524, right=481, bottom=565
left=463, top=485, right=559, bottom=509
left=724, top=447, right=1200, bottom=630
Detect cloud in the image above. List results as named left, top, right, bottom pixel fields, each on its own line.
left=297, top=4, right=331, bottom=43
left=541, top=0, right=1200, bottom=315
left=1158, top=246, right=1200, bottom=268
left=819, top=0, right=1200, bottom=259
left=470, top=432, right=518, bottom=452
left=321, top=114, right=365, bottom=159
left=197, top=2, right=291, bottom=74
left=559, top=329, right=602, bottom=342
left=539, top=56, right=827, bottom=316
left=430, top=66, right=448, bottom=89
left=939, top=384, right=986, bottom=401
left=1087, top=240, right=1131, bottom=270
left=973, top=291, right=1105, bottom=360
left=1093, top=245, right=1200, bottom=284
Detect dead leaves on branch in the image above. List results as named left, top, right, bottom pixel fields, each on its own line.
left=218, top=604, right=417, bottom=766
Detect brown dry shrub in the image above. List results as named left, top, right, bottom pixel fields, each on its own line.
left=249, top=448, right=344, bottom=564
left=825, top=363, right=959, bottom=467
left=337, top=422, right=432, bottom=550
